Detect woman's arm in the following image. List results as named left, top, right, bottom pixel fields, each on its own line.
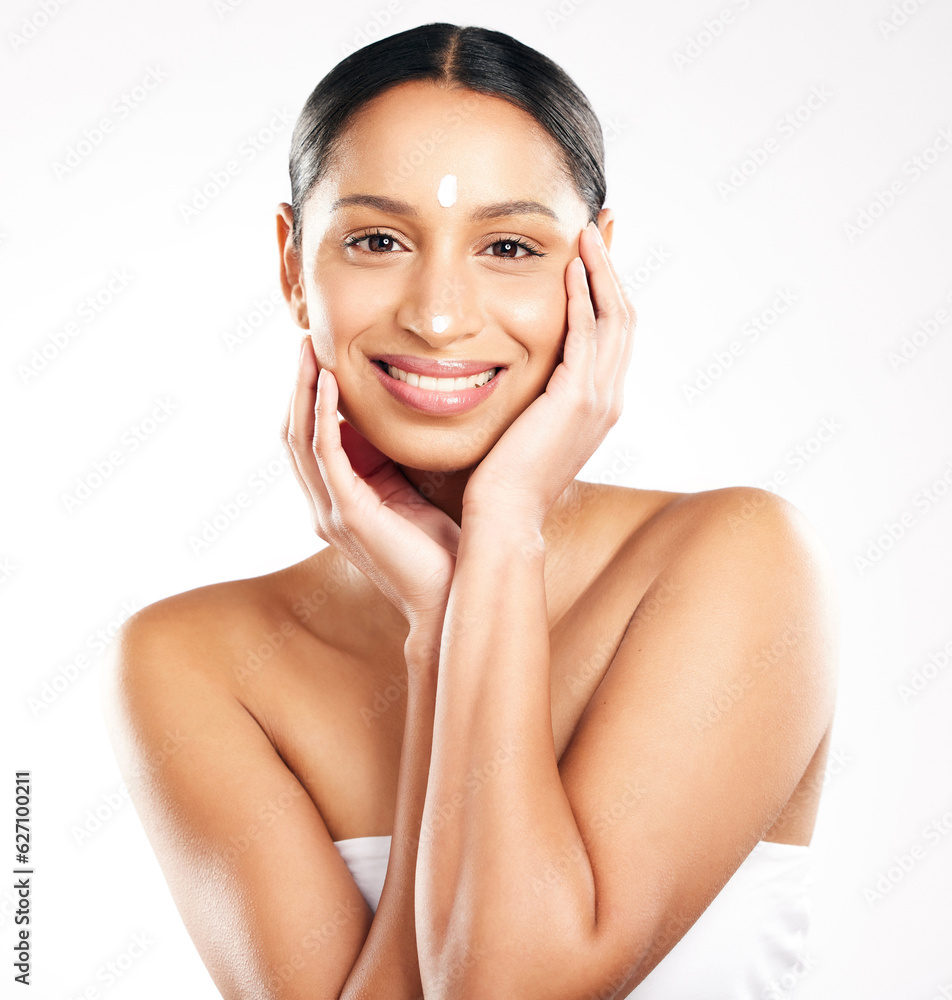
left=414, top=515, right=595, bottom=994
left=104, top=598, right=456, bottom=1000
left=102, top=597, right=384, bottom=1000
left=411, top=223, right=836, bottom=999
left=414, top=488, right=838, bottom=1000
left=335, top=625, right=442, bottom=1000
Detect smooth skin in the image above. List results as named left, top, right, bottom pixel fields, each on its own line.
left=102, top=80, right=838, bottom=1000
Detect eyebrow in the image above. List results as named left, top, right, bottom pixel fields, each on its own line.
left=330, top=194, right=559, bottom=222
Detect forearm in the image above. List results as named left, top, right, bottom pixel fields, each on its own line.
left=337, top=626, right=442, bottom=1000
left=415, top=518, right=597, bottom=998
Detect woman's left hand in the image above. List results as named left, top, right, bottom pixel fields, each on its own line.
left=461, top=221, right=635, bottom=530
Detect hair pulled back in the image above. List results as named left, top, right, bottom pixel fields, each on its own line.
left=288, top=22, right=606, bottom=251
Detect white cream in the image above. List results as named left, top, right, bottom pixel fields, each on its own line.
left=437, top=173, right=457, bottom=207
left=432, top=315, right=450, bottom=334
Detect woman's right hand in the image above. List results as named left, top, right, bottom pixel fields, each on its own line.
left=282, top=335, right=459, bottom=637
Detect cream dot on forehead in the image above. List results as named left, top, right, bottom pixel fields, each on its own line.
left=437, top=174, right=457, bottom=207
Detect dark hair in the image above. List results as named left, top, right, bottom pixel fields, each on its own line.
left=287, top=22, right=606, bottom=252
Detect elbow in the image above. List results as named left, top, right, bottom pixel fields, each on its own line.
left=423, top=919, right=633, bottom=1000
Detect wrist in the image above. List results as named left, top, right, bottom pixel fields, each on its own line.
left=461, top=484, right=545, bottom=526
left=403, top=618, right=443, bottom=676
left=460, top=507, right=547, bottom=555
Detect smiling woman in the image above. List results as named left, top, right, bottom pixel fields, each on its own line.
left=279, top=55, right=607, bottom=489
left=102, top=21, right=837, bottom=1000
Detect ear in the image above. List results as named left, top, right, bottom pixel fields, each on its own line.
left=596, top=207, right=615, bottom=253
left=276, top=203, right=309, bottom=329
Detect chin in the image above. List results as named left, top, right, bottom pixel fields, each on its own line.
left=338, top=405, right=500, bottom=475
left=377, top=429, right=496, bottom=476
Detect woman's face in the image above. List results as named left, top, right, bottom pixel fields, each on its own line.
left=278, top=79, right=613, bottom=473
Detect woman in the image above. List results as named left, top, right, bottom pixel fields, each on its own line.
left=104, top=22, right=838, bottom=1000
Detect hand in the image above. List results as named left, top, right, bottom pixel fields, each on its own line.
left=461, top=221, right=635, bottom=529
left=282, top=337, right=460, bottom=631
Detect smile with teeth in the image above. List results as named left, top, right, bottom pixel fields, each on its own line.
left=378, top=361, right=499, bottom=391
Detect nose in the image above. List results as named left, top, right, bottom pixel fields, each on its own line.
left=395, top=252, right=483, bottom=348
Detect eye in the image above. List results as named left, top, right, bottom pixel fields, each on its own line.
left=343, top=229, right=405, bottom=253
left=481, top=237, right=546, bottom=259
left=342, top=229, right=547, bottom=259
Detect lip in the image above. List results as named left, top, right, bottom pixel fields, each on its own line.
left=372, top=353, right=505, bottom=378
left=370, top=356, right=505, bottom=415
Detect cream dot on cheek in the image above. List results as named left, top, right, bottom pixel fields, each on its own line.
left=437, top=174, right=457, bottom=207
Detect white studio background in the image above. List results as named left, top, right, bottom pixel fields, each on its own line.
left=2, top=0, right=950, bottom=997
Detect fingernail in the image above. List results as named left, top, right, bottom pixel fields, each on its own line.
left=299, top=336, right=309, bottom=360
left=317, top=367, right=326, bottom=392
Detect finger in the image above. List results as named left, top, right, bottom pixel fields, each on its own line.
left=309, top=352, right=429, bottom=535
left=590, top=227, right=637, bottom=334
left=592, top=233, right=637, bottom=405
left=281, top=370, right=312, bottom=511
left=287, top=336, right=332, bottom=514
left=310, top=365, right=454, bottom=603
left=613, top=298, right=635, bottom=411
left=579, top=222, right=631, bottom=396
left=561, top=254, right=598, bottom=403
left=311, top=365, right=361, bottom=514
left=338, top=419, right=461, bottom=557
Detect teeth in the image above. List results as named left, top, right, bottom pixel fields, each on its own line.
left=383, top=363, right=498, bottom=391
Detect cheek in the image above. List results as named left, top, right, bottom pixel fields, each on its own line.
left=489, top=274, right=568, bottom=364
left=307, top=268, right=394, bottom=368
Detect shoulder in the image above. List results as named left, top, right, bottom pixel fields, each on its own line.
left=599, top=482, right=835, bottom=567
left=658, top=485, right=837, bottom=577
left=100, top=571, right=311, bottom=797
left=101, top=572, right=295, bottom=707
left=630, top=485, right=840, bottom=698
left=98, top=573, right=375, bottom=995
left=553, top=491, right=838, bottom=982
left=592, top=483, right=838, bottom=648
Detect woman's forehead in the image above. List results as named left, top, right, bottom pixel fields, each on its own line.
left=309, top=81, right=582, bottom=226
left=344, top=79, right=547, bottom=141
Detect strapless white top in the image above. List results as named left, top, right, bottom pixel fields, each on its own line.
left=332, top=836, right=813, bottom=999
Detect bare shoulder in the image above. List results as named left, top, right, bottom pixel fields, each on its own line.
left=622, top=484, right=840, bottom=698
left=595, top=481, right=836, bottom=569
left=99, top=570, right=376, bottom=998
left=583, top=481, right=839, bottom=662
left=101, top=572, right=296, bottom=717
left=655, top=484, right=838, bottom=573
left=104, top=574, right=273, bottom=653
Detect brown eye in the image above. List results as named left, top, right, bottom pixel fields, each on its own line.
left=344, top=230, right=403, bottom=253
left=496, top=240, right=522, bottom=257
left=483, top=238, right=543, bottom=259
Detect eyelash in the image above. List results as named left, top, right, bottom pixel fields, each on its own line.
left=342, top=228, right=547, bottom=259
